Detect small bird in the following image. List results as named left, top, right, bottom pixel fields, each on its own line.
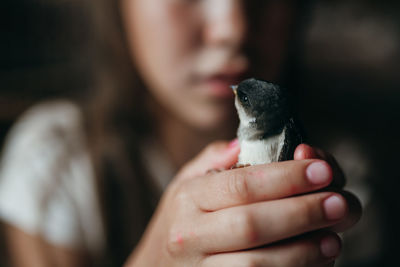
left=232, top=78, right=303, bottom=166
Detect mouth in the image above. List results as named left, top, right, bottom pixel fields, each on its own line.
left=193, top=52, right=249, bottom=99
left=196, top=70, right=247, bottom=99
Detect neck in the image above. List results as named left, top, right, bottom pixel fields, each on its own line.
left=154, top=111, right=236, bottom=171
left=237, top=121, right=261, bottom=141
left=162, top=119, right=235, bottom=171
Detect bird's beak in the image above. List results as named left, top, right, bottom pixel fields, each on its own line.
left=230, top=85, right=238, bottom=96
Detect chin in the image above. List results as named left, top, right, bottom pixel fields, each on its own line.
left=189, top=107, right=237, bottom=133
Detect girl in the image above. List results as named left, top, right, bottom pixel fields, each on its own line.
left=0, top=0, right=361, bottom=266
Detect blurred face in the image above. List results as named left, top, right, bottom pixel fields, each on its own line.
left=121, top=0, right=295, bottom=130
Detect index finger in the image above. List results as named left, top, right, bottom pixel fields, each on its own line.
left=189, top=159, right=333, bottom=211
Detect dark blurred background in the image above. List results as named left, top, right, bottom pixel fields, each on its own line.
left=0, top=0, right=91, bottom=144
left=1, top=0, right=399, bottom=266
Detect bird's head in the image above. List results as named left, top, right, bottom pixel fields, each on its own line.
left=232, top=78, right=291, bottom=136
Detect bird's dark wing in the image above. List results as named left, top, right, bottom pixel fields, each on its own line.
left=278, top=118, right=303, bottom=161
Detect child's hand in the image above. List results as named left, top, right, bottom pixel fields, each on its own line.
left=294, top=144, right=362, bottom=232
left=125, top=141, right=361, bottom=267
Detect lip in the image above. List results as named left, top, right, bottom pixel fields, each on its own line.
left=197, top=70, right=248, bottom=99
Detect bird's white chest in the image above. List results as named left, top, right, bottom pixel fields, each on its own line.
left=238, top=130, right=285, bottom=165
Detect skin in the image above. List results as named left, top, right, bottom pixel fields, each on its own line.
left=3, top=224, right=91, bottom=267
left=3, top=144, right=361, bottom=267
left=125, top=142, right=361, bottom=266
left=3, top=0, right=362, bottom=266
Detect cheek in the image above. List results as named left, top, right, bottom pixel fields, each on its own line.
left=120, top=0, right=236, bottom=129
left=122, top=0, right=203, bottom=118
left=122, top=0, right=197, bottom=90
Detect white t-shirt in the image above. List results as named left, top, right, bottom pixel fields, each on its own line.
left=0, top=100, right=175, bottom=257
left=0, top=101, right=105, bottom=254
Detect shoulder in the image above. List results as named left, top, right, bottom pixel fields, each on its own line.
left=1, top=100, right=88, bottom=164
left=7, top=100, right=84, bottom=144
left=0, top=100, right=91, bottom=239
left=0, top=99, right=87, bottom=206
left=0, top=100, right=105, bottom=251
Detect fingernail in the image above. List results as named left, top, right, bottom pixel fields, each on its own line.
left=323, top=195, right=347, bottom=220
left=320, top=235, right=341, bottom=258
left=306, top=161, right=331, bottom=185
left=228, top=139, right=239, bottom=149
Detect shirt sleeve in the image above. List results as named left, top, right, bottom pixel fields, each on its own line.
left=0, top=101, right=105, bottom=253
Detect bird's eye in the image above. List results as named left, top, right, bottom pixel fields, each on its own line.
left=238, top=91, right=249, bottom=104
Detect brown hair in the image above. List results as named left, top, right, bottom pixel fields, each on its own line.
left=82, top=0, right=158, bottom=265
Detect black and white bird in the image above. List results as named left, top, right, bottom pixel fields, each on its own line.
left=232, top=78, right=303, bottom=166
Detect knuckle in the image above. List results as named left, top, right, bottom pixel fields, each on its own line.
left=165, top=184, right=199, bottom=259
left=229, top=172, right=250, bottom=203
left=204, top=141, right=226, bottom=155
left=167, top=227, right=198, bottom=259
left=243, top=259, right=261, bottom=267
left=166, top=227, right=184, bottom=257
left=231, top=210, right=258, bottom=244
left=166, top=181, right=195, bottom=215
left=174, top=183, right=192, bottom=207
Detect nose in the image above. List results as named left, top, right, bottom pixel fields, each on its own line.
left=203, top=0, right=247, bottom=48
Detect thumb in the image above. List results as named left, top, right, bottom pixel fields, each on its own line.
left=176, top=139, right=240, bottom=180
